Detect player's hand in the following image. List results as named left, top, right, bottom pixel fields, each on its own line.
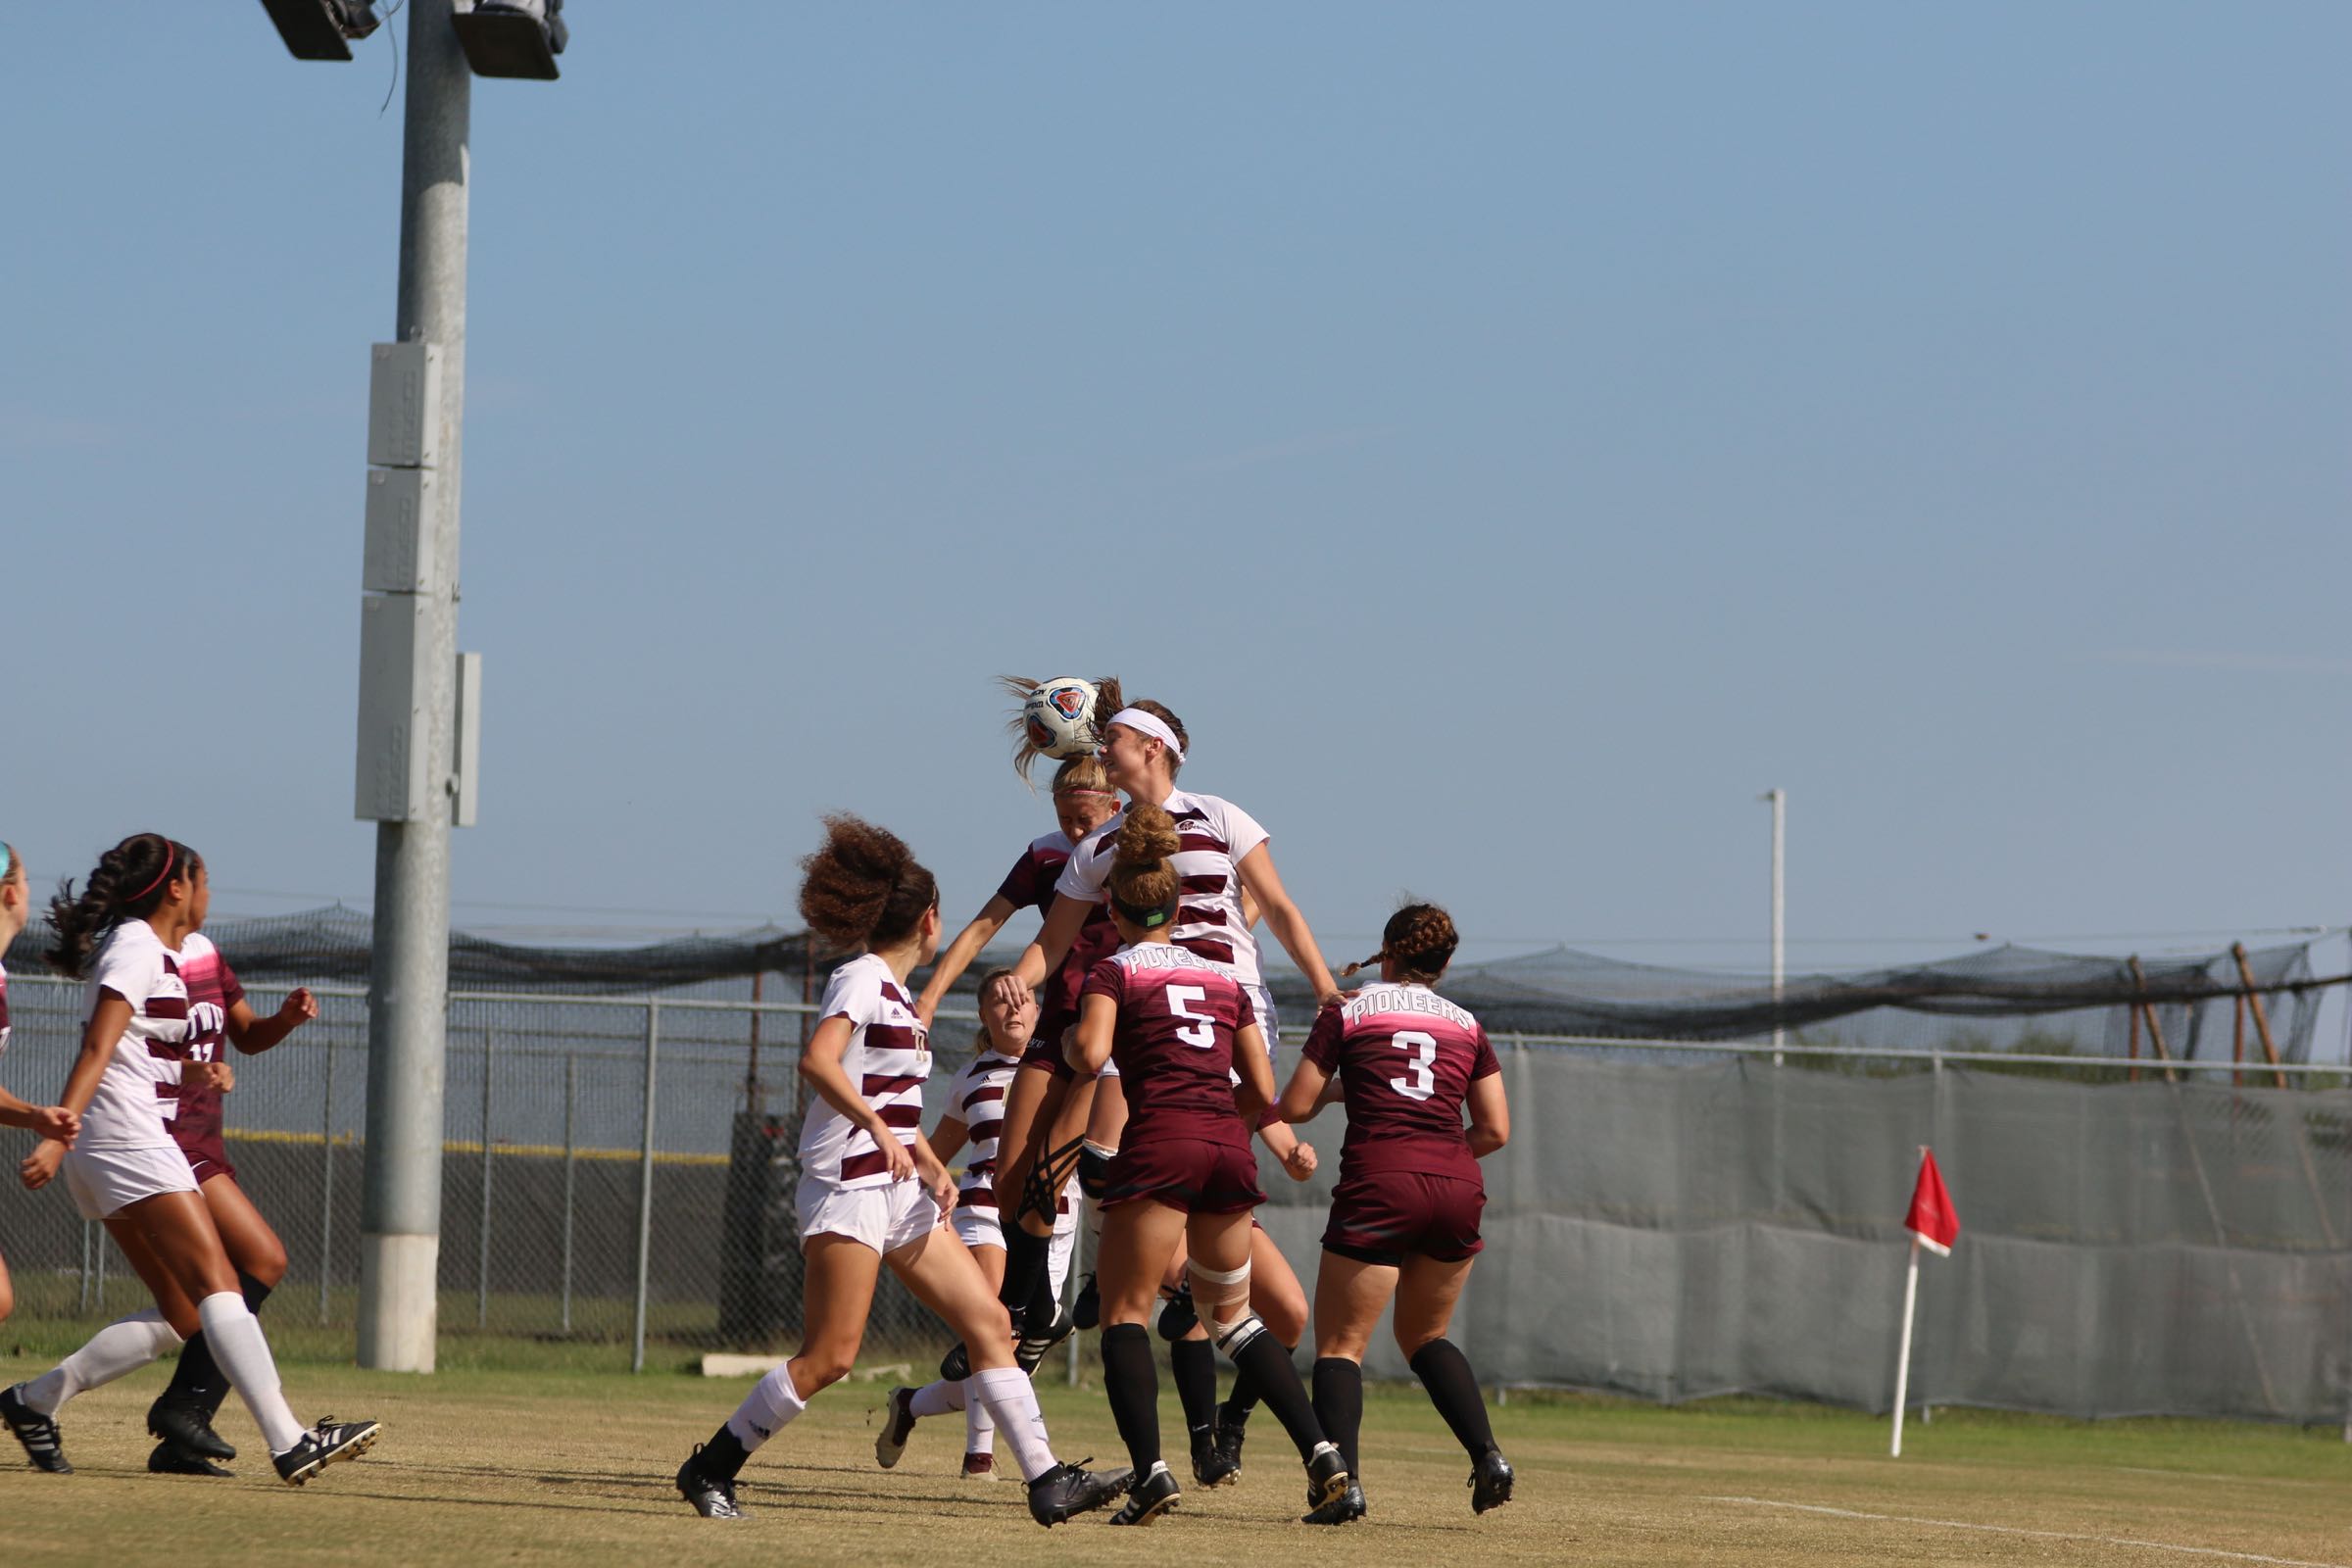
left=986, top=971, right=1034, bottom=1013
left=1282, top=1141, right=1318, bottom=1181
left=278, top=987, right=319, bottom=1028
left=31, top=1105, right=78, bottom=1146
left=878, top=1134, right=916, bottom=1183
left=917, top=1152, right=956, bottom=1213
left=1316, top=989, right=1347, bottom=1011
left=21, top=1138, right=65, bottom=1189
left=184, top=1059, right=234, bottom=1093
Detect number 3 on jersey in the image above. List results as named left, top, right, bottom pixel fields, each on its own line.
left=1389, top=1030, right=1439, bottom=1100
left=1166, top=985, right=1216, bottom=1050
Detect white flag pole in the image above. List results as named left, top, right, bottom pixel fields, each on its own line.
left=1889, top=1232, right=1921, bottom=1457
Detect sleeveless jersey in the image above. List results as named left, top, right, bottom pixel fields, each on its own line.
left=79, top=919, right=192, bottom=1152
left=1055, top=790, right=1271, bottom=988
left=1079, top=944, right=1256, bottom=1149
left=798, top=954, right=931, bottom=1189
left=997, top=830, right=1120, bottom=1018
left=1301, top=982, right=1498, bottom=1183
left=170, top=933, right=246, bottom=1155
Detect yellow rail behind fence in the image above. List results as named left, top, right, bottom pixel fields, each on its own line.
left=222, top=1126, right=729, bottom=1168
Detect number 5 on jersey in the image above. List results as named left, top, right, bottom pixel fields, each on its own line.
left=1167, top=985, right=1216, bottom=1050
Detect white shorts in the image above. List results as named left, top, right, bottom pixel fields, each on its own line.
left=63, top=1143, right=198, bottom=1221
left=797, top=1175, right=942, bottom=1257
left=953, top=1181, right=1079, bottom=1296
left=952, top=1204, right=1004, bottom=1253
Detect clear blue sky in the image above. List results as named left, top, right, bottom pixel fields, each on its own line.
left=5, top=5, right=2346, bottom=978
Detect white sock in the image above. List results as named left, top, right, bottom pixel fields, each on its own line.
left=197, top=1292, right=304, bottom=1454
left=22, top=1310, right=180, bottom=1416
left=964, top=1397, right=997, bottom=1457
left=724, top=1360, right=806, bottom=1453
left=908, top=1378, right=964, bottom=1419
left=969, top=1367, right=1055, bottom=1482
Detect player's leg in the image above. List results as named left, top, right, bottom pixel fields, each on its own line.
left=1395, top=1243, right=1510, bottom=1512
left=1098, top=1194, right=1189, bottom=1523
left=0, top=1250, right=13, bottom=1328
left=679, top=1232, right=879, bottom=1517
left=883, top=1233, right=1004, bottom=1475
left=0, top=1220, right=189, bottom=1475
left=1185, top=1208, right=1349, bottom=1520
left=889, top=1220, right=1127, bottom=1524
left=1211, top=1224, right=1310, bottom=1473
left=151, top=1171, right=288, bottom=1465
left=1308, top=1250, right=1399, bottom=1488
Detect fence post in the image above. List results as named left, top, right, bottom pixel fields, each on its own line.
left=562, top=1050, right=577, bottom=1336
left=319, top=1038, right=337, bottom=1327
left=478, top=1029, right=495, bottom=1332
left=633, top=1000, right=661, bottom=1373
left=78, top=1222, right=93, bottom=1315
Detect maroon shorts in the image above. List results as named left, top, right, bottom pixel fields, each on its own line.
left=1102, top=1136, right=1264, bottom=1215
left=1019, top=1012, right=1079, bottom=1082
left=179, top=1139, right=237, bottom=1186
left=1322, top=1169, right=1485, bottom=1265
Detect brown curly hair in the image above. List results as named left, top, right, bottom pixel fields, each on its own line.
left=798, top=814, right=937, bottom=954
left=1105, top=801, right=1181, bottom=924
left=1340, top=901, right=1459, bottom=984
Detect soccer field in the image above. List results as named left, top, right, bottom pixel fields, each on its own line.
left=1, top=1360, right=2346, bottom=1567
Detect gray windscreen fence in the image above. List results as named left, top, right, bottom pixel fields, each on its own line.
left=1256, top=1052, right=2351, bottom=1424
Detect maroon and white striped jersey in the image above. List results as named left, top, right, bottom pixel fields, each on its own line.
left=1079, top=944, right=1257, bottom=1149
left=80, top=919, right=191, bottom=1152
left=0, top=958, right=12, bottom=1061
left=1055, top=790, right=1271, bottom=988
left=997, top=831, right=1121, bottom=1019
left=943, top=1046, right=1021, bottom=1212
left=798, top=954, right=931, bottom=1190
left=1302, top=982, right=1499, bottom=1183
left=171, top=933, right=246, bottom=1156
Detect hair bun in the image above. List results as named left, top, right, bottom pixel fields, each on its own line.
left=1113, top=802, right=1180, bottom=866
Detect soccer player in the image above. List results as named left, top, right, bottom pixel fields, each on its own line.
left=1276, top=904, right=1516, bottom=1521
left=0, top=842, right=82, bottom=1333
left=875, top=974, right=1077, bottom=1479
left=992, top=690, right=1348, bottom=1475
left=3, top=834, right=375, bottom=1485
left=671, top=815, right=1125, bottom=1526
left=1071, top=804, right=1349, bottom=1526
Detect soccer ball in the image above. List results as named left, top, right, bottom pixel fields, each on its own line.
left=1022, top=676, right=1100, bottom=759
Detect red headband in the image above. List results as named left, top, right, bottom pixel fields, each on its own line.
left=124, top=844, right=176, bottom=906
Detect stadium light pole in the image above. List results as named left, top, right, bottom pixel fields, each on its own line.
left=1768, top=789, right=1786, bottom=1062
left=357, top=0, right=472, bottom=1374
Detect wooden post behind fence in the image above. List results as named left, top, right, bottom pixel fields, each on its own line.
left=2128, top=957, right=2180, bottom=1086
left=2230, top=943, right=2289, bottom=1091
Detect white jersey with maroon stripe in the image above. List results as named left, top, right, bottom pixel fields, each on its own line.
left=1055, top=789, right=1271, bottom=989
left=79, top=919, right=192, bottom=1152
left=0, top=958, right=11, bottom=1060
left=798, top=954, right=931, bottom=1190
left=943, top=1047, right=1022, bottom=1213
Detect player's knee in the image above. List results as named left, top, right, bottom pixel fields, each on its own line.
left=795, top=1350, right=856, bottom=1392
left=1257, top=1282, right=1308, bottom=1345
left=1393, top=1324, right=1444, bottom=1359
left=245, top=1238, right=290, bottom=1290
left=1211, top=1308, right=1268, bottom=1359
left=1187, top=1255, right=1251, bottom=1313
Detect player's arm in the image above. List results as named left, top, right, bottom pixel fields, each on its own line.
left=226, top=986, right=319, bottom=1054
left=24, top=997, right=131, bottom=1187
left=1275, top=1055, right=1331, bottom=1124
left=0, top=1085, right=76, bottom=1143
left=910, top=1128, right=957, bottom=1212
left=1003, top=893, right=1092, bottom=1005
left=916, top=897, right=1017, bottom=1028
left=1255, top=1111, right=1316, bottom=1181
left=1066, top=992, right=1116, bottom=1076
left=1230, top=1021, right=1275, bottom=1123
left=796, top=1015, right=913, bottom=1180
left=927, top=1113, right=970, bottom=1166
left=1235, top=846, right=1341, bottom=1007
left=1465, top=1072, right=1510, bottom=1159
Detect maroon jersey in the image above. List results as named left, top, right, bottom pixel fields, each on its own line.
left=169, top=932, right=245, bottom=1157
left=998, top=830, right=1121, bottom=1018
left=1302, top=982, right=1498, bottom=1183
left=1079, top=944, right=1257, bottom=1149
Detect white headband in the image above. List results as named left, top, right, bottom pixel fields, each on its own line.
left=1109, top=707, right=1185, bottom=762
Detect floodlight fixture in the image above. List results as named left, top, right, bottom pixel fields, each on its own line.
left=257, top=0, right=381, bottom=61
left=452, top=0, right=567, bottom=80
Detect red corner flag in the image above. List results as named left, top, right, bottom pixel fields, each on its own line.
left=1904, top=1148, right=1960, bottom=1256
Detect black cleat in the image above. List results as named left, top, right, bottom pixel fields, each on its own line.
left=1304, top=1480, right=1367, bottom=1526
left=1106, top=1460, right=1181, bottom=1525
left=1014, top=1306, right=1076, bottom=1375
left=1190, top=1431, right=1240, bottom=1489
left=939, top=1341, right=972, bottom=1383
left=675, top=1445, right=747, bottom=1518
left=1155, top=1286, right=1199, bottom=1342
left=0, top=1384, right=72, bottom=1474
left=273, top=1416, right=379, bottom=1486
left=1026, top=1457, right=1132, bottom=1526
left=149, top=1442, right=233, bottom=1478
left=1208, top=1403, right=1247, bottom=1478
left=1303, top=1442, right=1350, bottom=1514
left=1469, top=1446, right=1514, bottom=1513
left=874, top=1386, right=917, bottom=1470
left=1072, top=1272, right=1101, bottom=1332
left=149, top=1395, right=236, bottom=1461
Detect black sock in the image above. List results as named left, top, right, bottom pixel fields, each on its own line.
left=1223, top=1338, right=1287, bottom=1424
left=1169, top=1338, right=1217, bottom=1452
left=696, top=1423, right=752, bottom=1482
left=1025, top=1252, right=1061, bottom=1338
left=1101, top=1324, right=1161, bottom=1478
left=1228, top=1334, right=1323, bottom=1462
left=1001, top=1226, right=1053, bottom=1333
left=1409, top=1338, right=1496, bottom=1459
left=1311, top=1357, right=1364, bottom=1481
left=169, top=1271, right=275, bottom=1416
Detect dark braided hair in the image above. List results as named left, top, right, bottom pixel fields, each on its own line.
left=798, top=815, right=937, bottom=955
left=47, top=832, right=200, bottom=979
left=1338, top=901, right=1459, bottom=985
